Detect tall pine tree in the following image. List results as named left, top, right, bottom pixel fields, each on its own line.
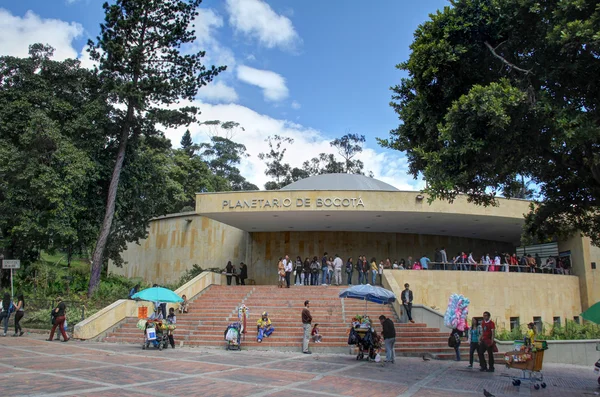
left=86, top=0, right=225, bottom=296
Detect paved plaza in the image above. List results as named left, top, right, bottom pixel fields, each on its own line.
left=1, top=335, right=599, bottom=397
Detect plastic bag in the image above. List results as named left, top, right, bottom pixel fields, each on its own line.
left=136, top=319, right=147, bottom=330
left=374, top=353, right=381, bottom=362
left=225, top=328, right=239, bottom=342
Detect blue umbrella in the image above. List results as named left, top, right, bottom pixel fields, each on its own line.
left=131, top=287, right=183, bottom=303
left=339, top=284, right=396, bottom=305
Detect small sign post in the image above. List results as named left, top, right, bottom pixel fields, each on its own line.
left=2, top=260, right=20, bottom=298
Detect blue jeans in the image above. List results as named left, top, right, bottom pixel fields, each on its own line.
left=371, top=270, right=377, bottom=285
left=347, top=271, right=353, bottom=285
left=454, top=341, right=461, bottom=361
left=321, top=269, right=328, bottom=284
left=0, top=312, right=10, bottom=334
left=357, top=271, right=363, bottom=284
left=384, top=338, right=396, bottom=362
left=257, top=326, right=274, bottom=341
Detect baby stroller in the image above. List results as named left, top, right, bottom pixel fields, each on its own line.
left=224, top=322, right=242, bottom=350
left=143, top=320, right=169, bottom=351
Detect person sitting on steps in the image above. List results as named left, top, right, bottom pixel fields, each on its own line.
left=256, top=312, right=274, bottom=342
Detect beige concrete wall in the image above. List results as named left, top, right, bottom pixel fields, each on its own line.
left=385, top=270, right=582, bottom=330
left=197, top=190, right=531, bottom=218
left=108, top=213, right=249, bottom=285
left=248, top=231, right=514, bottom=285
left=559, top=235, right=600, bottom=311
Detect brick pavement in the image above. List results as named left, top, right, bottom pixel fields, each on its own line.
left=0, top=335, right=598, bottom=397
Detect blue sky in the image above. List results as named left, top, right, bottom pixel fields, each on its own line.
left=0, top=0, right=449, bottom=190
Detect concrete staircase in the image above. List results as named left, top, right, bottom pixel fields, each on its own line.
left=103, top=285, right=497, bottom=360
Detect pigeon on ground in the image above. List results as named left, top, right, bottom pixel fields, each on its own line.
left=422, top=355, right=430, bottom=361
left=483, top=389, right=495, bottom=397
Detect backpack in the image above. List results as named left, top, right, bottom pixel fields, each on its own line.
left=448, top=334, right=456, bottom=347
left=8, top=301, right=15, bottom=314
left=310, top=261, right=319, bottom=274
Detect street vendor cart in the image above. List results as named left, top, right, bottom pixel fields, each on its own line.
left=504, top=340, right=548, bottom=390
left=340, top=285, right=395, bottom=363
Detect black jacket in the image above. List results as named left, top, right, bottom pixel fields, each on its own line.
left=240, top=265, right=248, bottom=278
left=381, top=318, right=396, bottom=339
left=401, top=289, right=413, bottom=304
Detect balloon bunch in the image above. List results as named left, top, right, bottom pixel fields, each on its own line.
left=444, top=294, right=470, bottom=331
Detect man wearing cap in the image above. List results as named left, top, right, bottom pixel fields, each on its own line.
left=302, top=300, right=312, bottom=354
left=257, top=312, right=274, bottom=343
left=402, top=283, right=415, bottom=323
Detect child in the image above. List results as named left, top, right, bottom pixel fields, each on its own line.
left=526, top=322, right=536, bottom=346
left=312, top=323, right=322, bottom=343
left=450, top=328, right=462, bottom=361
left=179, top=295, right=188, bottom=314
left=166, top=307, right=176, bottom=349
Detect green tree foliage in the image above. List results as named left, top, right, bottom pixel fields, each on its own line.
left=381, top=0, right=600, bottom=244
left=331, top=133, right=367, bottom=174
left=86, top=0, right=225, bottom=296
left=199, top=136, right=258, bottom=191
left=258, top=135, right=306, bottom=190
left=180, top=129, right=195, bottom=156
left=0, top=45, right=109, bottom=269
left=302, top=153, right=344, bottom=175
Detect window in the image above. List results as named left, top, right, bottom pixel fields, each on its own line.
left=573, top=316, right=580, bottom=324
left=533, top=316, right=543, bottom=333
left=553, top=317, right=561, bottom=327
left=510, top=317, right=520, bottom=331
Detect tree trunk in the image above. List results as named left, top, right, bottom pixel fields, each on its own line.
left=87, top=106, right=134, bottom=297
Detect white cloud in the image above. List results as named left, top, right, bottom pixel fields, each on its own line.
left=237, top=65, right=288, bottom=102
left=225, top=0, right=301, bottom=51
left=191, top=8, right=235, bottom=69
left=165, top=100, right=422, bottom=192
left=0, top=9, right=84, bottom=60
left=196, top=80, right=239, bottom=103
left=291, top=101, right=301, bottom=110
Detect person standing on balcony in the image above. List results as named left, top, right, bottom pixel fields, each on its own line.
left=301, top=300, right=312, bottom=354
left=333, top=254, right=343, bottom=286
left=440, top=247, right=448, bottom=270
left=225, top=261, right=234, bottom=286
left=239, top=262, right=248, bottom=286
left=320, top=252, right=328, bottom=285
left=277, top=258, right=285, bottom=288
left=370, top=258, right=378, bottom=285
left=283, top=255, right=292, bottom=288
left=401, top=283, right=414, bottom=323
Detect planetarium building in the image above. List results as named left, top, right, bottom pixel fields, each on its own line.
left=110, top=174, right=600, bottom=328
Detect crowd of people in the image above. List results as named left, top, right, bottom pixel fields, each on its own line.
left=257, top=248, right=571, bottom=289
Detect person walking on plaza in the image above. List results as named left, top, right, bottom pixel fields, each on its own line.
left=13, top=293, right=25, bottom=337
left=379, top=315, right=396, bottom=363
left=401, top=283, right=415, bottom=323
left=467, top=318, right=480, bottom=368
left=333, top=254, right=343, bottom=286
left=478, top=311, right=496, bottom=372
left=47, top=297, right=69, bottom=342
left=283, top=254, right=292, bottom=288
left=302, top=300, right=312, bottom=354
left=0, top=292, right=11, bottom=336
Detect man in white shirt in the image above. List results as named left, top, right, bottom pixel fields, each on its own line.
left=283, top=254, right=292, bottom=288
left=333, top=254, right=343, bottom=286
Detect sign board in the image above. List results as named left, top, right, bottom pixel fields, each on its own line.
left=2, top=260, right=20, bottom=269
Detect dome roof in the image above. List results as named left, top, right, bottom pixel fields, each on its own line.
left=280, top=173, right=399, bottom=191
